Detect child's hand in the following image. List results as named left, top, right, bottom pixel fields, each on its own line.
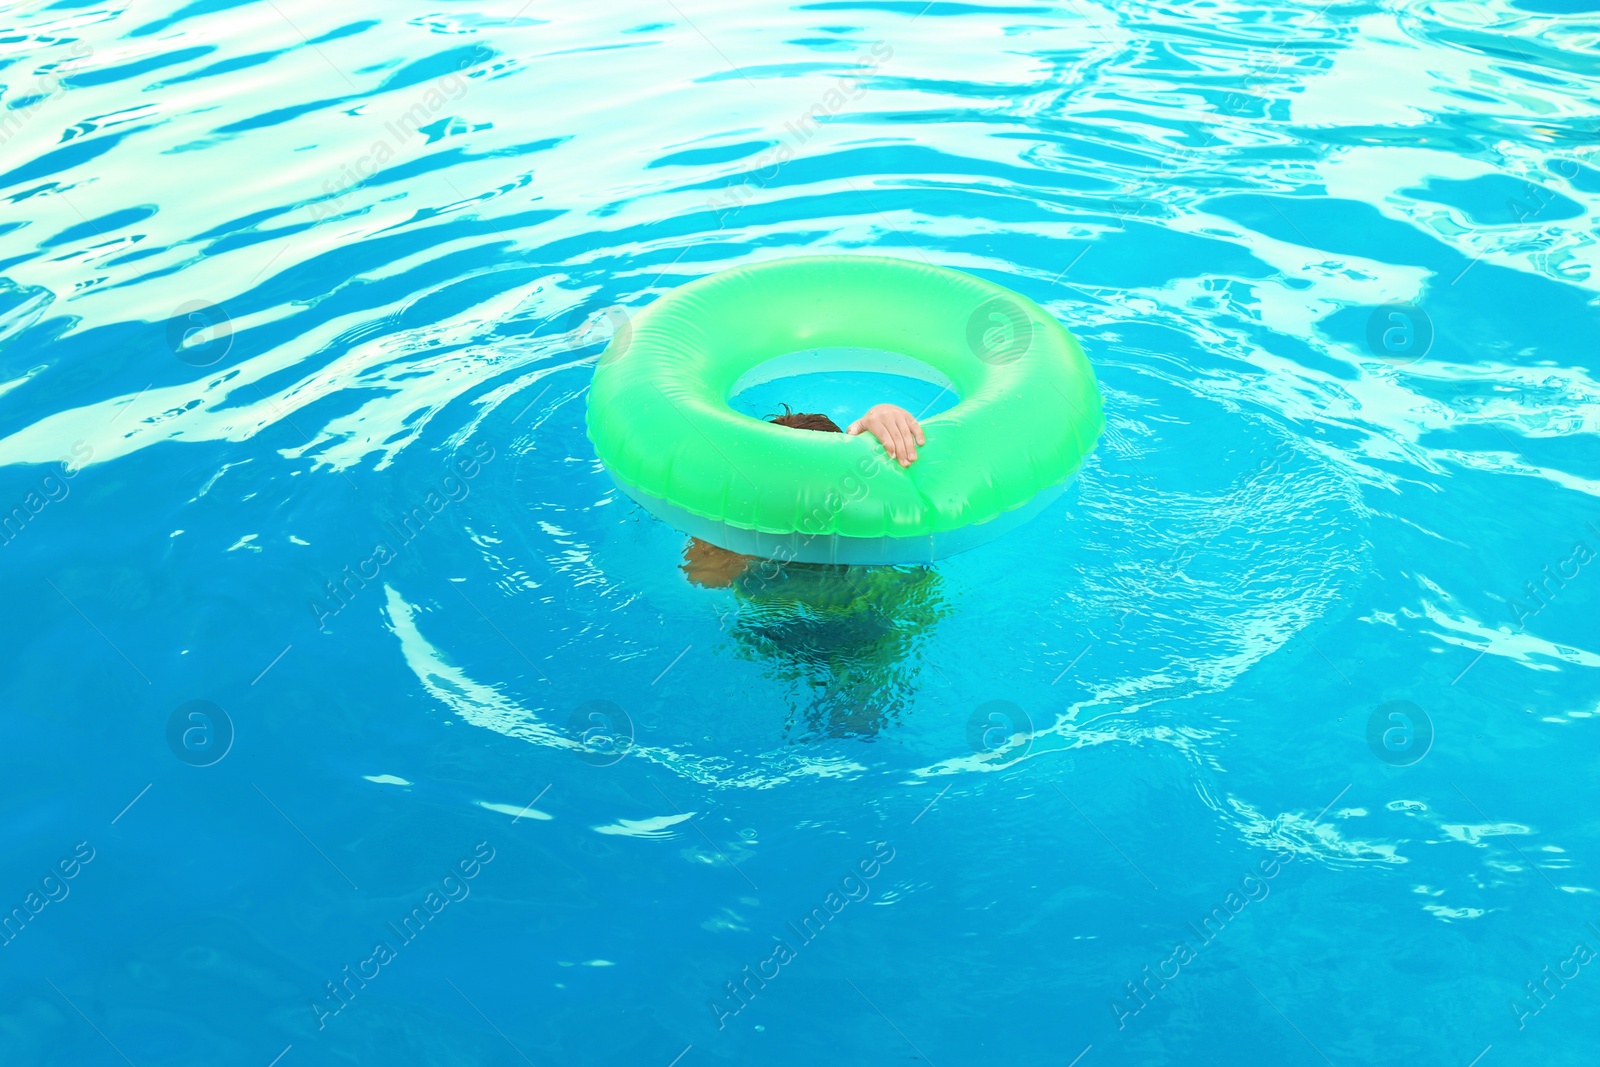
left=848, top=404, right=925, bottom=467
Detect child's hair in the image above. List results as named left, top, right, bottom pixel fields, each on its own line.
left=768, top=403, right=843, bottom=433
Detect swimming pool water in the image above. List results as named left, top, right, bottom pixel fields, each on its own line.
left=2, top=1, right=1599, bottom=1064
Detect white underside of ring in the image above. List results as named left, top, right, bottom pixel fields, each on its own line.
left=612, top=473, right=1074, bottom=565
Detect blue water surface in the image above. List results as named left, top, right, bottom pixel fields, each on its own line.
left=2, top=1, right=1599, bottom=1065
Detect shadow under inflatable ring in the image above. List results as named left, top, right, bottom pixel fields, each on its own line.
left=584, top=255, right=1104, bottom=565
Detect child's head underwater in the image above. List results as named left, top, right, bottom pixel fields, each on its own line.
left=769, top=404, right=842, bottom=434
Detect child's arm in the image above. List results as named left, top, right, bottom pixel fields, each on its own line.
left=682, top=538, right=755, bottom=588
left=847, top=404, right=925, bottom=467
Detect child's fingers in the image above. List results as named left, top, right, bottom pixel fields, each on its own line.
left=885, top=429, right=901, bottom=461
left=892, top=416, right=918, bottom=463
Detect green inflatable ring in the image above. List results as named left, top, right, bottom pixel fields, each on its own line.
left=585, top=255, right=1103, bottom=565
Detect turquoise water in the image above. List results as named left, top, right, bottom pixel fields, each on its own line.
left=3, top=0, right=1600, bottom=1064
